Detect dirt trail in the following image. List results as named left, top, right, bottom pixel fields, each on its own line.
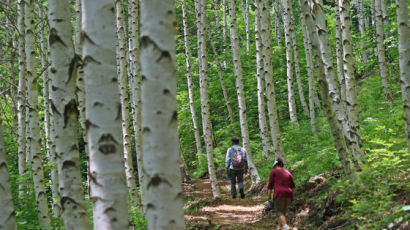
left=184, top=178, right=285, bottom=229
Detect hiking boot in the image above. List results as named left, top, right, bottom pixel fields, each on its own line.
left=240, top=189, right=245, bottom=199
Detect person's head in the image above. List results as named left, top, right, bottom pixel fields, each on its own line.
left=272, top=157, right=285, bottom=169
left=231, top=137, right=240, bottom=145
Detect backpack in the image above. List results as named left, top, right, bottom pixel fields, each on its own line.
left=232, top=148, right=244, bottom=168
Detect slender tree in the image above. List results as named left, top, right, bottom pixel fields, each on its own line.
left=357, top=0, right=369, bottom=64
left=81, top=0, right=129, bottom=228
left=25, top=0, right=51, bottom=226
left=115, top=0, right=140, bottom=208
left=258, top=0, right=285, bottom=158
left=334, top=0, right=346, bottom=103
left=374, top=0, right=393, bottom=102
left=195, top=0, right=221, bottom=197
left=282, top=0, right=298, bottom=124
left=140, top=0, right=185, bottom=228
left=0, top=119, right=17, bottom=230
left=254, top=0, right=271, bottom=159
left=396, top=0, right=410, bottom=152
left=228, top=0, right=261, bottom=184
left=240, top=0, right=250, bottom=52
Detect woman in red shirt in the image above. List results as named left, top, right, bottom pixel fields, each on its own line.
left=267, top=157, right=295, bottom=230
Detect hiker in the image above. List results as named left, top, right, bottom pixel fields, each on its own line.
left=267, top=157, right=295, bottom=230
left=225, top=137, right=248, bottom=199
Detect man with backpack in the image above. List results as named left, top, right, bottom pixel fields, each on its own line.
left=225, top=137, right=248, bottom=199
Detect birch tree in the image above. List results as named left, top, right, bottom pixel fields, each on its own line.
left=335, top=0, right=346, bottom=103
left=228, top=0, right=261, bottom=184
left=339, top=0, right=361, bottom=141
left=115, top=0, right=140, bottom=208
left=81, top=0, right=129, bottom=228
left=47, top=0, right=91, bottom=228
left=254, top=0, right=271, bottom=159
left=396, top=0, right=410, bottom=152
left=0, top=119, right=17, bottom=230
left=240, top=0, right=250, bottom=52
left=195, top=0, right=221, bottom=197
left=374, top=0, right=393, bottom=102
left=300, top=11, right=318, bottom=138
left=258, top=0, right=285, bottom=158
left=25, top=0, right=51, bottom=226
left=140, top=0, right=185, bottom=228
left=282, top=0, right=298, bottom=124
left=357, top=0, right=369, bottom=64
left=16, top=0, right=27, bottom=196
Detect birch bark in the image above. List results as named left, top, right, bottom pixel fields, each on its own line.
left=195, top=0, right=221, bottom=197
left=258, top=0, right=285, bottom=158
left=228, top=0, right=261, bottom=184
left=374, top=0, right=393, bottom=102
left=396, top=0, right=410, bottom=152
left=282, top=0, right=298, bottom=123
left=254, top=1, right=271, bottom=159
left=300, top=12, right=318, bottom=138
left=335, top=1, right=346, bottom=103
left=16, top=0, right=27, bottom=197
left=25, top=0, right=51, bottom=226
left=140, top=0, right=185, bottom=228
left=357, top=0, right=369, bottom=64
left=81, top=0, right=129, bottom=228
left=115, top=0, right=140, bottom=208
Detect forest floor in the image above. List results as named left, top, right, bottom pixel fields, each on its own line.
left=183, top=176, right=306, bottom=230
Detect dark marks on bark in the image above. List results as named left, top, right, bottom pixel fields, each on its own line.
left=63, top=99, right=78, bottom=128
left=98, top=134, right=118, bottom=155
left=49, top=28, right=67, bottom=47
left=147, top=174, right=172, bottom=189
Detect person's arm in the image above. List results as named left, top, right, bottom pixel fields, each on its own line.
left=267, top=189, right=273, bottom=201
left=289, top=173, right=295, bottom=189
left=225, top=148, right=231, bottom=173
left=267, top=171, right=275, bottom=201
left=243, top=148, right=248, bottom=174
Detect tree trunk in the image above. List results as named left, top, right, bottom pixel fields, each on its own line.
left=339, top=0, right=361, bottom=146
left=273, top=0, right=284, bottom=77
left=115, top=0, right=141, bottom=208
left=396, top=0, right=410, bottom=152
left=282, top=0, right=298, bottom=124
left=374, top=0, right=393, bottom=102
left=258, top=0, right=285, bottom=158
left=16, top=0, right=27, bottom=197
left=300, top=0, right=355, bottom=180
left=228, top=0, right=261, bottom=184
left=357, top=0, right=369, bottom=64
left=240, top=0, right=250, bottom=52
left=312, top=0, right=363, bottom=167
left=291, top=13, right=309, bottom=117
left=182, top=0, right=203, bottom=158
left=140, top=0, right=185, bottom=228
left=254, top=1, right=271, bottom=159
left=81, top=0, right=129, bottom=228
left=334, top=0, right=346, bottom=104
left=195, top=0, right=221, bottom=197
left=300, top=11, right=318, bottom=138
left=222, top=0, right=228, bottom=69
left=0, top=119, right=17, bottom=230
left=25, top=0, right=51, bottom=226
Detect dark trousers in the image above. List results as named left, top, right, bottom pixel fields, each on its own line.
left=229, top=169, right=244, bottom=197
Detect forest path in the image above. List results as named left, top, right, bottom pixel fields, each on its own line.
left=183, top=178, right=298, bottom=229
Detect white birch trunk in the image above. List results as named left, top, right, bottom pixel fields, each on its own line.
left=47, top=0, right=91, bottom=228
left=182, top=0, right=203, bottom=158
left=254, top=1, right=271, bottom=159
left=290, top=13, right=309, bottom=117
left=128, top=0, right=145, bottom=206
left=0, top=119, right=17, bottom=230
left=374, top=0, right=393, bottom=102
left=396, top=0, right=410, bottom=152
left=282, top=0, right=298, bottom=124
left=357, top=0, right=369, bottom=64
left=81, top=0, right=129, bottom=228
left=300, top=11, right=318, bottom=138
left=228, top=0, right=261, bottom=184
left=335, top=1, right=346, bottom=103
left=311, top=0, right=362, bottom=166
left=25, top=0, right=51, bottom=226
left=140, top=0, right=185, bottom=228
left=300, top=0, right=355, bottom=179
left=240, top=0, right=250, bottom=52
left=115, top=0, right=141, bottom=208
left=16, top=0, right=27, bottom=197
left=339, top=0, right=361, bottom=143
left=258, top=0, right=285, bottom=158
left=195, top=0, right=221, bottom=197
left=38, top=5, right=62, bottom=218
left=222, top=0, right=228, bottom=68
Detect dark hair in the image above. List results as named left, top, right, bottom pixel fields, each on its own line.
left=231, top=137, right=240, bottom=144
left=273, top=157, right=285, bottom=168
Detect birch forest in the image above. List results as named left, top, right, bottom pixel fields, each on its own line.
left=0, top=0, right=409, bottom=229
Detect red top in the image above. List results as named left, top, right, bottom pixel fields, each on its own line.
left=268, top=168, right=295, bottom=200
